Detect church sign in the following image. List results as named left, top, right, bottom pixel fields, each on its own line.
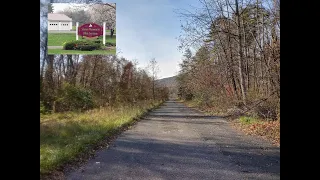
left=78, top=23, right=103, bottom=38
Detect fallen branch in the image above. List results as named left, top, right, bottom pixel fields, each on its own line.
left=242, top=91, right=278, bottom=114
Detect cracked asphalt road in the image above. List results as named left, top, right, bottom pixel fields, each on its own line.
left=66, top=100, right=280, bottom=180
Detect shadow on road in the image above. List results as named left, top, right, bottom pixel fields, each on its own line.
left=84, top=136, right=280, bottom=179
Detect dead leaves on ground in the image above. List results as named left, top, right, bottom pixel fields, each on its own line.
left=234, top=119, right=280, bottom=147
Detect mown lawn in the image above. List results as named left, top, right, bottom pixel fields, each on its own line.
left=48, top=33, right=116, bottom=46
left=40, top=100, right=162, bottom=176
left=48, top=48, right=116, bottom=55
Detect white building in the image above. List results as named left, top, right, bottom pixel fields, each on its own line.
left=48, top=13, right=72, bottom=31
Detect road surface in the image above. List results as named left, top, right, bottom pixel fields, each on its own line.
left=47, top=46, right=63, bottom=49
left=66, top=100, right=280, bottom=180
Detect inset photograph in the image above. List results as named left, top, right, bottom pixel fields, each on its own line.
left=47, top=3, right=116, bottom=55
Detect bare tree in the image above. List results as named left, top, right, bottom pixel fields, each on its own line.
left=234, top=0, right=247, bottom=105
left=176, top=0, right=280, bottom=118
left=148, top=58, right=159, bottom=100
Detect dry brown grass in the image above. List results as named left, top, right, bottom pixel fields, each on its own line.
left=40, top=100, right=163, bottom=177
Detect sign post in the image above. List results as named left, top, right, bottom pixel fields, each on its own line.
left=76, top=22, right=79, bottom=40
left=103, top=22, right=106, bottom=46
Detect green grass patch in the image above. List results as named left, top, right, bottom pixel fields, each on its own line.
left=48, top=33, right=116, bottom=46
left=40, top=100, right=163, bottom=176
left=239, top=116, right=259, bottom=125
left=48, top=48, right=116, bottom=55
left=48, top=33, right=76, bottom=46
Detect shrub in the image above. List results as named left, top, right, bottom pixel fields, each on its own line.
left=40, top=101, right=46, bottom=114
left=105, top=42, right=116, bottom=47
left=185, top=93, right=194, bottom=100
left=79, top=41, right=101, bottom=51
left=63, top=40, right=102, bottom=51
left=252, top=99, right=278, bottom=120
left=91, top=42, right=102, bottom=49
left=78, top=45, right=95, bottom=51
left=56, top=83, right=94, bottom=112
left=64, top=41, right=77, bottom=50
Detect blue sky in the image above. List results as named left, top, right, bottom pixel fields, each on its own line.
left=105, top=0, right=201, bottom=78
left=52, top=0, right=202, bottom=78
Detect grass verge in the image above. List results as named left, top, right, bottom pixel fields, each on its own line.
left=48, top=48, right=116, bottom=55
left=40, top=100, right=163, bottom=178
left=180, top=99, right=280, bottom=147
left=48, top=33, right=116, bottom=46
left=233, top=116, right=280, bottom=146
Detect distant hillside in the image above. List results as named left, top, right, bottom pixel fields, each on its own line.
left=156, top=76, right=178, bottom=87
left=156, top=76, right=178, bottom=98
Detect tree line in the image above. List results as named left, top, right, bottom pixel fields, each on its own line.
left=40, top=55, right=169, bottom=113
left=49, top=2, right=116, bottom=30
left=47, top=0, right=115, bottom=30
left=176, top=0, right=280, bottom=119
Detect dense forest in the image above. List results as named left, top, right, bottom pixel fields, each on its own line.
left=176, top=0, right=280, bottom=120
